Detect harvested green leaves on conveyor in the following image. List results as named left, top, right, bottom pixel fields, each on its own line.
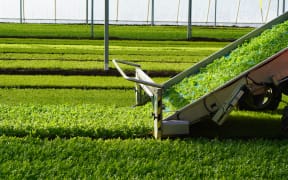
left=163, top=20, right=288, bottom=111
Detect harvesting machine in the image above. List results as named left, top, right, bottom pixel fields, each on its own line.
left=113, top=12, right=288, bottom=139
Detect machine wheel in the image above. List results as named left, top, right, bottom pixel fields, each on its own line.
left=239, top=86, right=282, bottom=111
left=281, top=106, right=288, bottom=131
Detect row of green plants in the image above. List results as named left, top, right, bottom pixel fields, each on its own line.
left=1, top=136, right=288, bottom=179
left=164, top=20, right=288, bottom=110
left=0, top=60, right=193, bottom=72
left=0, top=39, right=227, bottom=73
left=0, top=89, right=134, bottom=106
left=0, top=38, right=227, bottom=47
left=0, top=75, right=168, bottom=89
left=0, top=24, right=286, bottom=179
left=0, top=101, right=288, bottom=139
left=0, top=40, right=225, bottom=72
left=0, top=103, right=152, bottom=139
left=0, top=23, right=253, bottom=40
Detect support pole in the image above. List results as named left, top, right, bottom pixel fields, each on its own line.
left=147, top=0, right=150, bottom=23
left=283, top=0, right=286, bottom=13
left=214, top=0, right=217, bottom=27
left=104, top=0, right=109, bottom=70
left=151, top=0, right=155, bottom=26
left=116, top=0, right=119, bottom=22
left=235, top=0, right=241, bottom=24
left=23, top=0, right=25, bottom=22
left=86, top=0, right=89, bottom=24
left=206, top=0, right=211, bottom=24
left=187, top=0, right=192, bottom=40
left=277, top=0, right=280, bottom=16
left=265, top=0, right=271, bottom=22
left=176, top=0, right=181, bottom=24
left=20, top=0, right=22, bottom=23
left=91, top=0, right=94, bottom=39
left=153, top=88, right=162, bottom=139
left=54, top=0, right=57, bottom=23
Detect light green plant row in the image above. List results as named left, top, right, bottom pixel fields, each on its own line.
left=0, top=104, right=152, bottom=138
left=0, top=53, right=206, bottom=64
left=0, top=38, right=228, bottom=48
left=0, top=23, right=253, bottom=40
left=0, top=75, right=169, bottom=89
left=1, top=136, right=288, bottom=179
left=2, top=43, right=212, bottom=54
left=0, top=43, right=220, bottom=62
left=0, top=60, right=194, bottom=72
left=0, top=99, right=285, bottom=139
left=164, top=20, right=288, bottom=110
left=0, top=89, right=134, bottom=106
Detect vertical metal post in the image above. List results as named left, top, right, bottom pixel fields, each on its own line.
left=235, top=0, right=241, bottom=24
left=116, top=0, right=119, bottom=22
left=187, top=0, right=192, bottom=40
left=153, top=88, right=162, bottom=139
left=283, top=0, right=286, bottom=13
left=151, top=0, right=155, bottom=26
left=214, top=0, right=217, bottom=27
left=54, top=0, right=57, bottom=23
left=23, top=0, right=25, bottom=22
left=277, top=0, right=280, bottom=16
left=91, top=0, right=94, bottom=39
left=86, top=0, right=89, bottom=24
left=176, top=0, right=181, bottom=24
left=135, top=73, right=143, bottom=106
left=104, top=0, right=109, bottom=70
left=20, top=0, right=23, bottom=23
left=147, top=0, right=150, bottom=23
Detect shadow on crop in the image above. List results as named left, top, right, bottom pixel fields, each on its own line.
left=188, top=110, right=288, bottom=139
left=0, top=126, right=153, bottom=140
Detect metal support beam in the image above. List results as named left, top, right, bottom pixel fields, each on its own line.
left=86, top=0, right=89, bottom=24
left=20, top=0, right=22, bottom=23
left=214, top=0, right=217, bottom=26
left=23, top=0, right=25, bottom=22
left=91, top=0, right=94, bottom=39
left=187, top=0, right=192, bottom=40
left=153, top=88, right=162, bottom=139
left=284, top=0, right=286, bottom=13
left=151, top=0, right=155, bottom=26
left=104, top=0, right=109, bottom=70
left=54, top=0, right=57, bottom=23
left=277, top=0, right=280, bottom=16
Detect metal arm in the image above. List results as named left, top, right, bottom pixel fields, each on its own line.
left=112, top=59, right=163, bottom=88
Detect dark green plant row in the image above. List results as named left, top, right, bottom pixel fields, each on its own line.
left=0, top=24, right=253, bottom=40
left=1, top=136, right=288, bottom=179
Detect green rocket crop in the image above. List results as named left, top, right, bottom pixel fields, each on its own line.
left=164, top=20, right=288, bottom=111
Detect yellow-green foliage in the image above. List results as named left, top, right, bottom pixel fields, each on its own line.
left=164, top=21, right=288, bottom=111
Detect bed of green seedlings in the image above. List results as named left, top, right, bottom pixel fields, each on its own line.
left=1, top=24, right=288, bottom=179
left=0, top=75, right=168, bottom=89
left=0, top=59, right=195, bottom=72
left=1, top=136, right=288, bottom=179
left=0, top=23, right=253, bottom=40
left=0, top=39, right=226, bottom=72
left=0, top=104, right=152, bottom=139
left=0, top=89, right=134, bottom=106
left=164, top=20, right=288, bottom=110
